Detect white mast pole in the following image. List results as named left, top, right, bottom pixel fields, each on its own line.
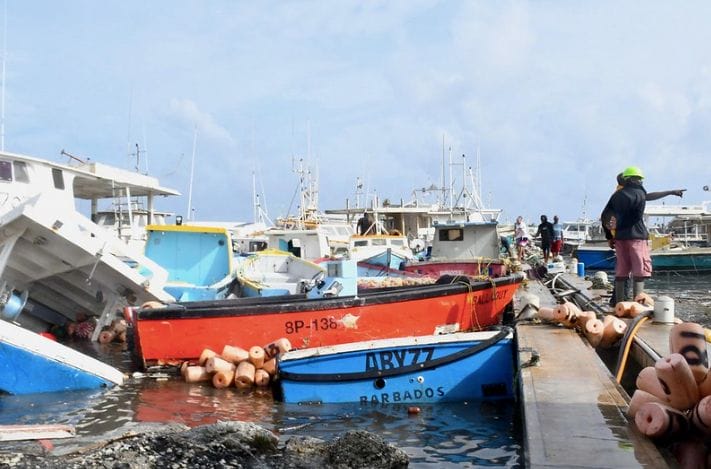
left=187, top=127, right=197, bottom=221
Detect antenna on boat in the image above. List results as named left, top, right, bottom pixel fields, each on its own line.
left=187, top=126, right=197, bottom=221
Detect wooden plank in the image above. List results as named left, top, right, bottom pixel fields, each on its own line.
left=0, top=424, right=75, bottom=441
left=517, top=323, right=671, bottom=468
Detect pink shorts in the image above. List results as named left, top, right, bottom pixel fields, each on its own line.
left=551, top=239, right=563, bottom=254
left=614, top=239, right=652, bottom=279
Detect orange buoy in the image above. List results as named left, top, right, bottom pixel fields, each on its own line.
left=249, top=346, right=265, bottom=368
left=117, top=331, right=127, bottom=343
left=235, top=361, right=256, bottom=389
left=212, top=369, right=236, bottom=389
left=553, top=303, right=577, bottom=328
left=627, top=302, right=651, bottom=318
left=583, top=319, right=604, bottom=348
left=634, top=402, right=689, bottom=439
left=669, top=322, right=709, bottom=383
left=222, top=345, right=250, bottom=364
left=198, top=348, right=217, bottom=366
left=614, top=301, right=635, bottom=318
left=599, top=315, right=627, bottom=348
left=634, top=292, right=655, bottom=307
left=262, top=358, right=276, bottom=376
left=205, top=356, right=236, bottom=374
left=264, top=338, right=292, bottom=359
left=184, top=365, right=211, bottom=383
left=254, top=369, right=271, bottom=387
left=636, top=366, right=667, bottom=401
left=690, top=395, right=711, bottom=435
left=575, top=310, right=596, bottom=330
left=628, top=389, right=665, bottom=418
left=110, top=318, right=128, bottom=334
left=655, top=353, right=699, bottom=410
left=537, top=306, right=556, bottom=322
left=407, top=406, right=421, bottom=415
left=98, top=330, right=116, bottom=344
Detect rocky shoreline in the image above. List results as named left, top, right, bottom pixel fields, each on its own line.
left=0, top=421, right=409, bottom=468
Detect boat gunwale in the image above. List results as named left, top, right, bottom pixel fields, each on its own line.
left=136, top=273, right=524, bottom=320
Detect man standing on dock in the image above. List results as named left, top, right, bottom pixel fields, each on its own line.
left=600, top=166, right=684, bottom=304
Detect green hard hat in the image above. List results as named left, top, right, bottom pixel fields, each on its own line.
left=622, top=166, right=644, bottom=179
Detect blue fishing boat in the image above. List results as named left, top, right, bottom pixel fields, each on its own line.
left=275, top=327, right=514, bottom=404
left=573, top=245, right=616, bottom=271
left=0, top=320, right=124, bottom=394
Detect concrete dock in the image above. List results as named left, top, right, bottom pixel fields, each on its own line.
left=514, top=273, right=674, bottom=468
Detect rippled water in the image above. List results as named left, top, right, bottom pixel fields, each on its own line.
left=3, top=273, right=708, bottom=467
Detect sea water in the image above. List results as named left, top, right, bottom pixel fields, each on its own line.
left=2, top=273, right=709, bottom=467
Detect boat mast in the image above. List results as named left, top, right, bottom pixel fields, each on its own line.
left=187, top=127, right=197, bottom=221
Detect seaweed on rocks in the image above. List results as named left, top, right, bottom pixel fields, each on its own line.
left=0, top=421, right=409, bottom=469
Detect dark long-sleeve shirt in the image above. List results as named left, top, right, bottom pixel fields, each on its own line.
left=600, top=181, right=648, bottom=241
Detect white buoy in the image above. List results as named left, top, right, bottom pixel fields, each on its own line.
left=653, top=296, right=675, bottom=324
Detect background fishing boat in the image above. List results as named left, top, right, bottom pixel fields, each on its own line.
left=401, top=221, right=508, bottom=278
left=237, top=249, right=347, bottom=299
left=275, top=327, right=514, bottom=404
left=128, top=272, right=524, bottom=368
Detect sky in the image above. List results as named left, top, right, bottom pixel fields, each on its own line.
left=5, top=1, right=711, bottom=225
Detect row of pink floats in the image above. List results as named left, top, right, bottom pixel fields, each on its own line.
left=538, top=293, right=711, bottom=466
left=536, top=292, right=655, bottom=348
left=181, top=338, right=292, bottom=389
left=630, top=321, right=711, bottom=467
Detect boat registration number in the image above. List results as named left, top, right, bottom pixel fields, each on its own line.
left=284, top=318, right=339, bottom=334
left=365, top=347, right=435, bottom=371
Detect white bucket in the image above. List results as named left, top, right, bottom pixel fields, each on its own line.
left=653, top=296, right=675, bottom=324
left=567, top=258, right=578, bottom=274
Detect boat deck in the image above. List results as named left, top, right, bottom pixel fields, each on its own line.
left=514, top=273, right=672, bottom=468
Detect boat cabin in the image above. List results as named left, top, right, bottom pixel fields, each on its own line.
left=429, top=221, right=500, bottom=260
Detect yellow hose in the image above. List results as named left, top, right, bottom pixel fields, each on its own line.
left=705, top=328, right=711, bottom=343
left=615, top=316, right=649, bottom=384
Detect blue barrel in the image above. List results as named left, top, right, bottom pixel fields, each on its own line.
left=577, top=262, right=585, bottom=277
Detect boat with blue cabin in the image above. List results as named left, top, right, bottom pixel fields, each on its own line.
left=143, top=223, right=239, bottom=302
left=275, top=327, right=514, bottom=404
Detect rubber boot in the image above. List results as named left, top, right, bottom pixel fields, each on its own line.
left=633, top=279, right=645, bottom=299
left=615, top=279, right=627, bottom=304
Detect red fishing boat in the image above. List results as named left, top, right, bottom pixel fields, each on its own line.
left=127, top=272, right=524, bottom=368
left=402, top=221, right=509, bottom=278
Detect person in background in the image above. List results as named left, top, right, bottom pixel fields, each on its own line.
left=356, top=212, right=370, bottom=235
left=533, top=215, right=555, bottom=263
left=551, top=215, right=564, bottom=259
left=514, top=216, right=530, bottom=262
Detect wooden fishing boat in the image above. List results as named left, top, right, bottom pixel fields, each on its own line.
left=275, top=327, right=515, bottom=404
left=402, top=221, right=508, bottom=278
left=0, top=319, right=124, bottom=394
left=127, top=272, right=524, bottom=368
